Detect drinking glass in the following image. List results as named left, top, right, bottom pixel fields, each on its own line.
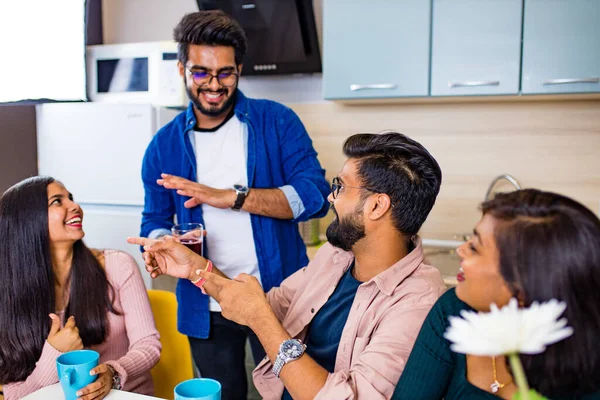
left=171, top=223, right=204, bottom=256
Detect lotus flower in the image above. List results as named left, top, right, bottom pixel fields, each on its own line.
left=444, top=298, right=574, bottom=400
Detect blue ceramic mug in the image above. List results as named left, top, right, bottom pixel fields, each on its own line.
left=174, top=378, right=222, bottom=400
left=56, top=350, right=99, bottom=400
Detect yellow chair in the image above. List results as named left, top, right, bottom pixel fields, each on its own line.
left=148, top=289, right=194, bottom=400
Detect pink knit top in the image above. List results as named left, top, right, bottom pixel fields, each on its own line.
left=3, top=250, right=161, bottom=399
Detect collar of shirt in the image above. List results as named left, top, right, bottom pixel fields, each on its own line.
left=330, top=236, right=426, bottom=296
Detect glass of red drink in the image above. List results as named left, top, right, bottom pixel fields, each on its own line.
left=171, top=222, right=204, bottom=256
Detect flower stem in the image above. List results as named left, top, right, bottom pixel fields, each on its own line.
left=508, top=353, right=530, bottom=399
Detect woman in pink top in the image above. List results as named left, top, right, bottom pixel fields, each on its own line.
left=0, top=176, right=161, bottom=400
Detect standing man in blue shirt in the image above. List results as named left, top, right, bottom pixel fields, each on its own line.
left=140, top=10, right=330, bottom=400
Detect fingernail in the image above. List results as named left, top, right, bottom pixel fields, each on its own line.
left=76, top=391, right=82, bottom=396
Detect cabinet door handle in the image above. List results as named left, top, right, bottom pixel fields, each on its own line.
left=543, top=78, right=599, bottom=85
left=448, top=80, right=500, bottom=88
left=350, top=84, right=398, bottom=91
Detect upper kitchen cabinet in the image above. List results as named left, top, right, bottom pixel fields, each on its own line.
left=323, top=0, right=431, bottom=100
left=522, top=0, right=600, bottom=94
left=431, top=0, right=523, bottom=96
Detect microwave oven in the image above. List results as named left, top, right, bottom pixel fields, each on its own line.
left=86, top=41, right=188, bottom=107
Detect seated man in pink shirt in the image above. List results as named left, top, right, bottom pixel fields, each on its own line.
left=129, top=132, right=447, bottom=400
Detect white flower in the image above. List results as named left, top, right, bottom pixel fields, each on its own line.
left=444, top=298, right=574, bottom=356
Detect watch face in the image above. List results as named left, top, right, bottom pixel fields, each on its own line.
left=234, top=184, right=248, bottom=193
left=282, top=340, right=304, bottom=358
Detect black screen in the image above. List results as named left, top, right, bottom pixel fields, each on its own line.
left=97, top=58, right=149, bottom=93
left=231, top=1, right=307, bottom=64
left=198, top=0, right=321, bottom=75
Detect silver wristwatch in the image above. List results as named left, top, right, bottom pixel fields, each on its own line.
left=272, top=338, right=306, bottom=378
left=105, top=364, right=121, bottom=390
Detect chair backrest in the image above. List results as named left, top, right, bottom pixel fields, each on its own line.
left=147, top=289, right=194, bottom=400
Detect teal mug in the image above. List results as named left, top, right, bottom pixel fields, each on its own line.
left=56, top=350, right=99, bottom=400
left=174, top=378, right=222, bottom=400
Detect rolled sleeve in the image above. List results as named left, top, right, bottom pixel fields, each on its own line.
left=278, top=185, right=306, bottom=220
left=277, top=108, right=330, bottom=222
left=266, top=265, right=310, bottom=322
left=148, top=228, right=171, bottom=239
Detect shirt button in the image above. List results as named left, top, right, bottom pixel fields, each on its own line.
left=311, top=308, right=315, bottom=313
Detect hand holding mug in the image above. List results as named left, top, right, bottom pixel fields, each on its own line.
left=56, top=350, right=99, bottom=400
left=76, top=363, right=114, bottom=400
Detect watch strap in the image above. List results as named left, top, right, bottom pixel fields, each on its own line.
left=105, top=364, right=122, bottom=390
left=272, top=355, right=286, bottom=378
left=232, top=187, right=249, bottom=211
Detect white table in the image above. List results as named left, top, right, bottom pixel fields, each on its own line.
left=21, top=383, right=164, bottom=399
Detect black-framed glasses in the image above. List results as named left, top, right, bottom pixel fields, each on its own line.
left=330, top=177, right=395, bottom=207
left=186, top=67, right=239, bottom=87
left=330, top=177, right=373, bottom=199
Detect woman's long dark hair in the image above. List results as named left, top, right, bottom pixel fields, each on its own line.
left=0, top=176, right=119, bottom=384
left=482, top=189, right=600, bottom=397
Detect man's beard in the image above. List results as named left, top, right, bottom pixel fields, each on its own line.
left=326, top=205, right=366, bottom=252
left=185, top=77, right=237, bottom=118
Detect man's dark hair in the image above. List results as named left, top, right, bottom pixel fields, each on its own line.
left=343, top=132, right=442, bottom=236
left=173, top=10, right=247, bottom=66
left=481, top=189, right=600, bottom=397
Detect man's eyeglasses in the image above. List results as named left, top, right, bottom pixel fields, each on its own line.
left=330, top=177, right=374, bottom=199
left=330, top=177, right=395, bottom=207
left=186, top=68, right=238, bottom=87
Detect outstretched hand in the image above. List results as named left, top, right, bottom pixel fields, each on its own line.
left=126, top=236, right=203, bottom=280
left=157, top=173, right=237, bottom=209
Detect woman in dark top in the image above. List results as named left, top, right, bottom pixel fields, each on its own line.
left=393, top=189, right=600, bottom=400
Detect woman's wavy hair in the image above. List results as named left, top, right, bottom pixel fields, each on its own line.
left=0, top=176, right=119, bottom=384
left=482, top=189, right=600, bottom=397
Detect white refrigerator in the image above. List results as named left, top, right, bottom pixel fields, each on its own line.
left=36, top=103, right=181, bottom=288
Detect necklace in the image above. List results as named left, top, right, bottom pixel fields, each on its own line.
left=490, top=356, right=513, bottom=393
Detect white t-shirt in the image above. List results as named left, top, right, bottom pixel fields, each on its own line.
left=194, top=115, right=261, bottom=311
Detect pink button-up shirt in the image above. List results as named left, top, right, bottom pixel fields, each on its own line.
left=252, top=238, right=446, bottom=400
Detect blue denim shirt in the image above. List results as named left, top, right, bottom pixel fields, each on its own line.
left=141, top=90, right=330, bottom=338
